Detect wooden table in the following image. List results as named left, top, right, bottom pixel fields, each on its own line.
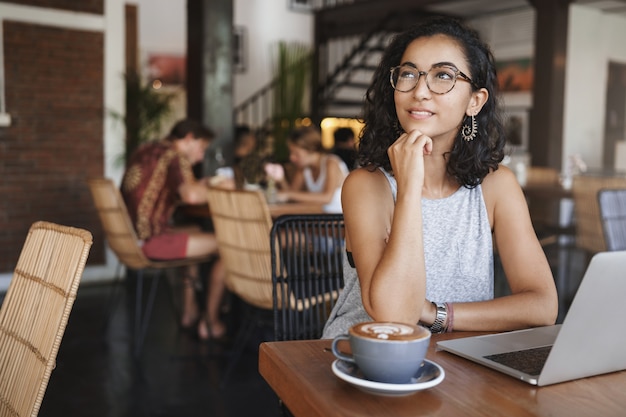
left=259, top=333, right=626, bottom=417
left=522, top=182, right=573, bottom=201
left=522, top=182, right=574, bottom=234
left=177, top=201, right=324, bottom=220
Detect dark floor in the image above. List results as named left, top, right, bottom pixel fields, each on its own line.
left=37, top=276, right=282, bottom=417
left=28, top=242, right=586, bottom=417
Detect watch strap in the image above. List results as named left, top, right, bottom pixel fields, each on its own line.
left=430, top=301, right=448, bottom=334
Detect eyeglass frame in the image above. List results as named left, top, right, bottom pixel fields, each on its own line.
left=389, top=63, right=477, bottom=95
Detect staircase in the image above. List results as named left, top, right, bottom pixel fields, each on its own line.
left=316, top=31, right=391, bottom=119
left=233, top=27, right=393, bottom=129
left=234, top=1, right=454, bottom=130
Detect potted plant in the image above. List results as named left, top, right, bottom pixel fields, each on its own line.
left=110, top=69, right=176, bottom=165
left=271, top=41, right=312, bottom=162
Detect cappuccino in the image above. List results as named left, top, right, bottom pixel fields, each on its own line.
left=332, top=321, right=431, bottom=384
left=351, top=322, right=429, bottom=341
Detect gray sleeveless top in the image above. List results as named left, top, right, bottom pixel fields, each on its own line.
left=322, top=168, right=494, bottom=338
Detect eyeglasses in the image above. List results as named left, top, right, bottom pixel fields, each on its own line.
left=390, top=64, right=475, bottom=95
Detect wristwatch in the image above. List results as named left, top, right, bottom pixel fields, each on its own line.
left=429, top=302, right=448, bottom=334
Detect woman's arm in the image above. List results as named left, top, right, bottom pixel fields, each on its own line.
left=285, top=166, right=305, bottom=192
left=178, top=180, right=210, bottom=204
left=346, top=131, right=432, bottom=325
left=343, top=169, right=424, bottom=324
left=445, top=166, right=558, bottom=331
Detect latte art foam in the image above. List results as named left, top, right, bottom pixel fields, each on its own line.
left=351, top=322, right=429, bottom=341
left=364, top=323, right=413, bottom=339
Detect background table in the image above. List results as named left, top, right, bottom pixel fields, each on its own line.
left=177, top=201, right=324, bottom=219
left=259, top=333, right=626, bottom=417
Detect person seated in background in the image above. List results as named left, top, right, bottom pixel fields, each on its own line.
left=332, top=126, right=358, bottom=170
left=232, top=124, right=259, bottom=188
left=121, top=118, right=226, bottom=341
left=275, top=125, right=349, bottom=213
left=210, top=124, right=259, bottom=190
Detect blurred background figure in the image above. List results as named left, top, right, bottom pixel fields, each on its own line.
left=332, top=126, right=358, bottom=170
left=275, top=125, right=349, bottom=213
left=121, top=118, right=227, bottom=341
left=211, top=124, right=261, bottom=189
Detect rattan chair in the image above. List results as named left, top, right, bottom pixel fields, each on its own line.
left=270, top=214, right=345, bottom=341
left=87, top=178, right=215, bottom=356
left=0, top=221, right=92, bottom=417
left=598, top=188, right=626, bottom=251
left=205, top=187, right=274, bottom=384
left=572, top=175, right=626, bottom=256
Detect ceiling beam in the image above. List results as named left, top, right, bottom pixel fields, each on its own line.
left=315, top=0, right=460, bottom=41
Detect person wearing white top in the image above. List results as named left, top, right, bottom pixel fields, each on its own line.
left=276, top=126, right=349, bottom=213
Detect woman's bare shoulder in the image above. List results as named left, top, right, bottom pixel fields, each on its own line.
left=481, top=164, right=527, bottom=222
left=343, top=166, right=388, bottom=190
left=342, top=167, right=394, bottom=249
left=481, top=164, right=519, bottom=193
left=343, top=166, right=395, bottom=216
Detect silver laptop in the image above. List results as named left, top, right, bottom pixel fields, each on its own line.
left=437, top=251, right=626, bottom=386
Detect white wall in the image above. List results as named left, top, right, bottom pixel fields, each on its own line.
left=233, top=0, right=314, bottom=106
left=564, top=5, right=626, bottom=170
left=133, top=0, right=186, bottom=56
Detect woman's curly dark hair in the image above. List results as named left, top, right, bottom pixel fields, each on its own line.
left=357, top=17, right=506, bottom=187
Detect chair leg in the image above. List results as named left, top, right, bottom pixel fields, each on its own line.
left=102, top=262, right=125, bottom=331
left=163, top=271, right=184, bottom=326
left=133, top=270, right=161, bottom=357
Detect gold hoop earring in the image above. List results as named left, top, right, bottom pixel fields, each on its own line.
left=461, top=114, right=477, bottom=142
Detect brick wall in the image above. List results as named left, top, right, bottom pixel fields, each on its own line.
left=0, top=17, right=106, bottom=271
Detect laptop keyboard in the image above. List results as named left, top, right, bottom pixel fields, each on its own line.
left=484, top=345, right=553, bottom=376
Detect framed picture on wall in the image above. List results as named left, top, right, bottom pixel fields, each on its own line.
left=496, top=58, right=533, bottom=92
left=147, top=54, right=186, bottom=86
left=233, top=26, right=247, bottom=73
left=503, top=108, right=529, bottom=151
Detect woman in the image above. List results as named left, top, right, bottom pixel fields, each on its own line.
left=277, top=126, right=349, bottom=213
left=322, top=17, right=557, bottom=338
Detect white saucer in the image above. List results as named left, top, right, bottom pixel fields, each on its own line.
left=331, top=359, right=445, bottom=396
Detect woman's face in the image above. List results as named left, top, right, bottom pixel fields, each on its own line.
left=235, top=133, right=256, bottom=158
left=394, top=34, right=476, bottom=143
left=288, top=143, right=315, bottom=168
left=185, top=138, right=210, bottom=165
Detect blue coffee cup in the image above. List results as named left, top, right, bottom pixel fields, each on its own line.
left=331, top=321, right=431, bottom=384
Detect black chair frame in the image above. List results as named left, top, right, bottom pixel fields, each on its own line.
left=598, top=188, right=626, bottom=251
left=271, top=214, right=345, bottom=342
